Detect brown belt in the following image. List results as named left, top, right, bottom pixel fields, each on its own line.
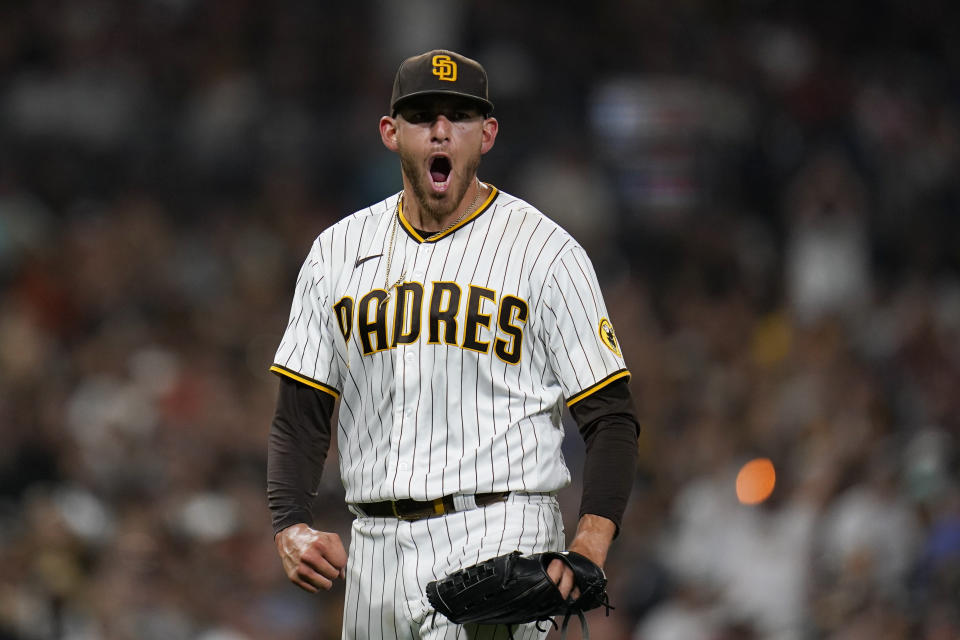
left=353, top=491, right=510, bottom=521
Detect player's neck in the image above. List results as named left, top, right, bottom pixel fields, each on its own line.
left=402, top=179, right=486, bottom=233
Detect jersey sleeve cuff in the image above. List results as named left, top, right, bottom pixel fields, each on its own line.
left=566, top=369, right=631, bottom=407
left=269, top=364, right=340, bottom=400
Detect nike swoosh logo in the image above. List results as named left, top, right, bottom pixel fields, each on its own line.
left=354, top=254, right=382, bottom=267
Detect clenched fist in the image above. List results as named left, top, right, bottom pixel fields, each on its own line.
left=275, top=523, right=347, bottom=592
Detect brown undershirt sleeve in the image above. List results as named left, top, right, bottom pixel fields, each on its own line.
left=268, top=374, right=639, bottom=537
left=568, top=378, right=641, bottom=537
left=267, top=376, right=336, bottom=536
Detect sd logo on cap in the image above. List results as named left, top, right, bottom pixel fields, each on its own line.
left=432, top=54, right=457, bottom=82
left=390, top=49, right=494, bottom=116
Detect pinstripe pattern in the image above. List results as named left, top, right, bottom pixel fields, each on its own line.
left=273, top=186, right=628, bottom=504
left=273, top=186, right=627, bottom=639
left=342, top=494, right=564, bottom=639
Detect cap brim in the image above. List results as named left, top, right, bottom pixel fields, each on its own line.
left=392, top=90, right=494, bottom=115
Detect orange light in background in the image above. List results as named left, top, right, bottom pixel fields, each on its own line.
left=736, top=457, right=776, bottom=505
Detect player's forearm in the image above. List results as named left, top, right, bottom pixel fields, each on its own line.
left=568, top=514, right=617, bottom=568
left=578, top=415, right=639, bottom=535
left=570, top=379, right=641, bottom=536
left=267, top=421, right=319, bottom=534
left=267, top=377, right=335, bottom=535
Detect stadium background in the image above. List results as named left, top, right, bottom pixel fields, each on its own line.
left=1, top=1, right=958, bottom=638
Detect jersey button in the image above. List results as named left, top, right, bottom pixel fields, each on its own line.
left=399, top=462, right=409, bottom=471
left=405, top=352, right=415, bottom=361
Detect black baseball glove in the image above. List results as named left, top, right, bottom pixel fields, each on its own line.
left=425, top=550, right=611, bottom=639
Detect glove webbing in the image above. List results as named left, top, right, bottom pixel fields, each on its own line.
left=431, top=603, right=611, bottom=640
left=509, top=596, right=613, bottom=640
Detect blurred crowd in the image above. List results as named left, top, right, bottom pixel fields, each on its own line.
left=1, top=1, right=958, bottom=639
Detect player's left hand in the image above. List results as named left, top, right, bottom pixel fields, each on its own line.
left=546, top=514, right=615, bottom=600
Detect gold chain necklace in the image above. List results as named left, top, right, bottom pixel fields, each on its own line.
left=435, top=181, right=483, bottom=237
left=382, top=181, right=485, bottom=301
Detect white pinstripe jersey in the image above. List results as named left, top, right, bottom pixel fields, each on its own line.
left=271, top=185, right=629, bottom=504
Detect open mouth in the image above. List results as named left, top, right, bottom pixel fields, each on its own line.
left=429, top=156, right=452, bottom=192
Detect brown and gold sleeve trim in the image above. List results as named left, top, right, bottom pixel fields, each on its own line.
left=566, top=369, right=631, bottom=407
left=269, top=364, right=340, bottom=400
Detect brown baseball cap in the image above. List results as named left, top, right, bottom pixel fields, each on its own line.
left=390, top=49, right=494, bottom=115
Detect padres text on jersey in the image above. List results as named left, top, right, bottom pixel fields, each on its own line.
left=272, top=186, right=630, bottom=504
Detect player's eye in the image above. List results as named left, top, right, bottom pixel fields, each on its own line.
left=448, top=109, right=480, bottom=122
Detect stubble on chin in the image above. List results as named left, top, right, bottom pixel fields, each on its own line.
left=399, top=153, right=480, bottom=223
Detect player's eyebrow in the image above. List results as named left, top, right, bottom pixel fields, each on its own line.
left=396, top=98, right=484, bottom=119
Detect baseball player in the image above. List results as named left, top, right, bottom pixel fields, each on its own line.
left=267, top=49, right=640, bottom=639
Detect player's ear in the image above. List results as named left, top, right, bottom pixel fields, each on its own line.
left=380, top=115, right=399, bottom=152
left=480, top=117, right=498, bottom=155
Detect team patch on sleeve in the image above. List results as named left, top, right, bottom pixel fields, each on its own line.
left=598, top=318, right=622, bottom=357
